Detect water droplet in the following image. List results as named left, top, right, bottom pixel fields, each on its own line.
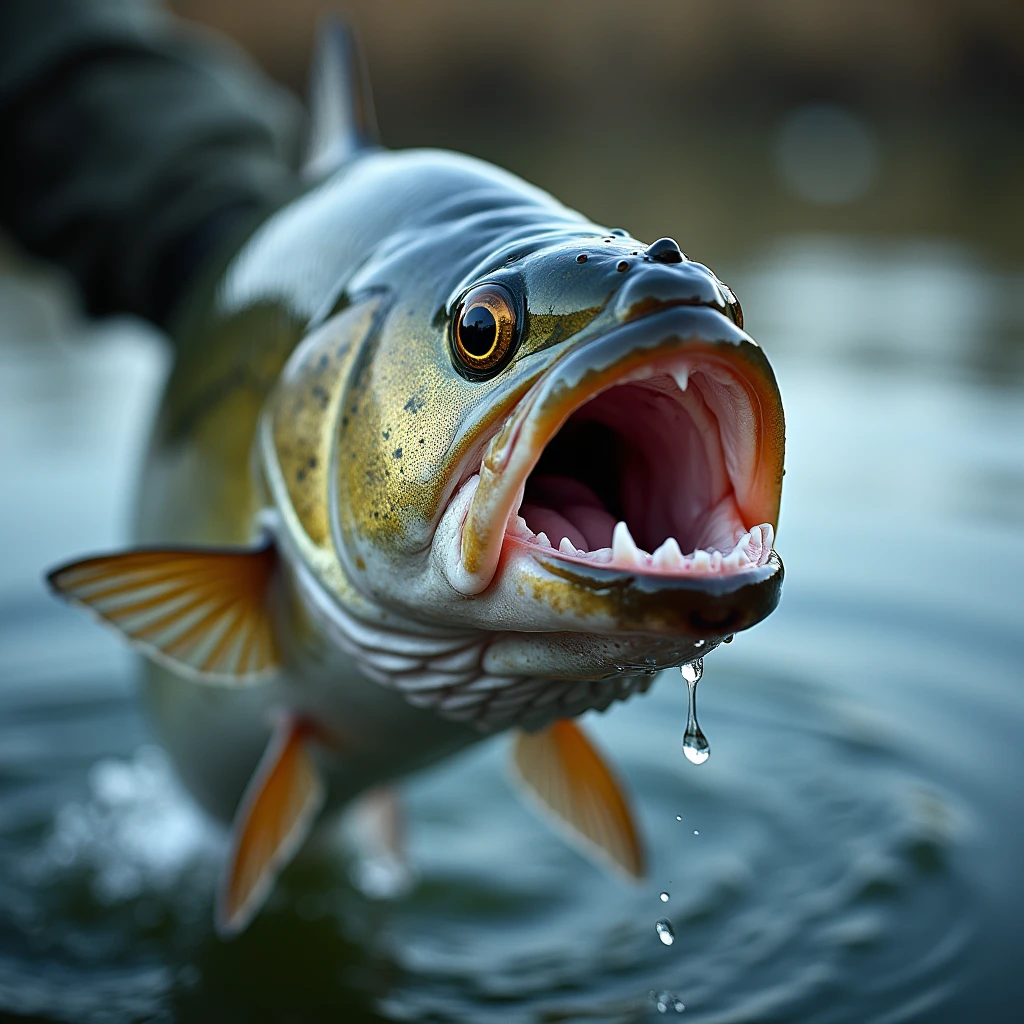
left=655, top=918, right=675, bottom=945
left=659, top=891, right=670, bottom=902
left=693, top=830, right=700, bottom=835
left=675, top=814, right=682, bottom=821
left=681, top=660, right=709, bottom=764
left=650, top=989, right=686, bottom=1014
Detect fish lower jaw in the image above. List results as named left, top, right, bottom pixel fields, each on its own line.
left=505, top=513, right=774, bottom=576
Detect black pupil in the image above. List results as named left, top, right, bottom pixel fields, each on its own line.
left=459, top=305, right=497, bottom=358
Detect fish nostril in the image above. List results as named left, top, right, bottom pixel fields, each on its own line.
left=644, top=237, right=685, bottom=264
left=613, top=260, right=727, bottom=322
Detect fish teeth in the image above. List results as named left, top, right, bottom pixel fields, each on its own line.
left=671, top=364, right=689, bottom=393
left=509, top=514, right=533, bottom=539
left=652, top=536, right=684, bottom=569
left=558, top=536, right=577, bottom=555
left=535, top=531, right=552, bottom=548
left=612, top=521, right=649, bottom=567
left=722, top=545, right=748, bottom=570
left=590, top=547, right=613, bottom=563
left=691, top=549, right=711, bottom=570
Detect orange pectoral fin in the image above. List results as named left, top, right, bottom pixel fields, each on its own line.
left=216, top=717, right=326, bottom=938
left=511, top=719, right=646, bottom=880
left=46, top=540, right=280, bottom=683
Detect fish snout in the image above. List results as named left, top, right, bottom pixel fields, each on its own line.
left=613, top=245, right=736, bottom=325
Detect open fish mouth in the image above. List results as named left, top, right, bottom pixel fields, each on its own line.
left=440, top=305, right=785, bottom=607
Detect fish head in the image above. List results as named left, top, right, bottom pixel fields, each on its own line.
left=329, top=226, right=784, bottom=680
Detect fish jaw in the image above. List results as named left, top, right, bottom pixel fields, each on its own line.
left=434, top=304, right=785, bottom=640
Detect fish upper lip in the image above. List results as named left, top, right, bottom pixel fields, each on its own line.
left=446, top=304, right=785, bottom=596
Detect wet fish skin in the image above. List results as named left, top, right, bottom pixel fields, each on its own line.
left=48, top=24, right=785, bottom=935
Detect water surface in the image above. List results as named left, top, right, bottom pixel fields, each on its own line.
left=1, top=236, right=1022, bottom=1022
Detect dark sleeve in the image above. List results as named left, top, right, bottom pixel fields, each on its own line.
left=0, top=0, right=304, bottom=330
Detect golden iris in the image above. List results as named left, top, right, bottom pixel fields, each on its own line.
left=453, top=285, right=517, bottom=374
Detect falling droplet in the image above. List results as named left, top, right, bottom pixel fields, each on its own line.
left=681, top=660, right=709, bottom=764
left=652, top=990, right=685, bottom=1014
left=680, top=660, right=702, bottom=685
left=655, top=918, right=675, bottom=945
left=675, top=814, right=682, bottom=821
left=693, top=830, right=699, bottom=836
left=659, top=891, right=670, bottom=903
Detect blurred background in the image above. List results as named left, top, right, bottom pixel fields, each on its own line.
left=1, top=2, right=1022, bottom=1022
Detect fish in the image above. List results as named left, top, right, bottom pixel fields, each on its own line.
left=47, top=23, right=785, bottom=937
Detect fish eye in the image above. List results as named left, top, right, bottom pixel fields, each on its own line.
left=452, top=284, right=518, bottom=376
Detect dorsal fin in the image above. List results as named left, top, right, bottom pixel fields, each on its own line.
left=304, top=18, right=380, bottom=180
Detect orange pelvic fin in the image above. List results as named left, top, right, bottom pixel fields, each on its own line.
left=217, top=716, right=326, bottom=937
left=47, top=540, right=280, bottom=683
left=511, top=719, right=646, bottom=880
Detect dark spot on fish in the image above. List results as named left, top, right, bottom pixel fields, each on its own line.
left=341, top=415, right=349, bottom=428
left=296, top=469, right=306, bottom=483
left=311, top=385, right=329, bottom=408
left=317, top=354, right=329, bottom=370
left=355, top=557, right=366, bottom=571
left=393, top=447, right=403, bottom=459
left=404, top=394, right=423, bottom=414
left=382, top=429, right=391, bottom=440
left=576, top=253, right=588, bottom=263
left=418, top=437, right=425, bottom=444
left=308, top=456, right=317, bottom=469
left=617, top=260, right=630, bottom=272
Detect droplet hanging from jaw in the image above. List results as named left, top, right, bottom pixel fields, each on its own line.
left=681, top=659, right=709, bottom=765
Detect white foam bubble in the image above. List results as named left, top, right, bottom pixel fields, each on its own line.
left=35, top=745, right=223, bottom=903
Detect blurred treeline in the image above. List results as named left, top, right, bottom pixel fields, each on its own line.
left=173, top=0, right=1023, bottom=263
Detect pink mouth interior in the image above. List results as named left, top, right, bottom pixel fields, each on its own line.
left=515, top=371, right=768, bottom=571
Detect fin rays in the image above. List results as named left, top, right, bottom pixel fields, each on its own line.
left=48, top=542, right=280, bottom=683
left=512, top=719, right=645, bottom=880
left=217, top=718, right=326, bottom=936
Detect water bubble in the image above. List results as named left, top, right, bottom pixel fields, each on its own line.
left=681, top=660, right=709, bottom=764
left=675, top=815, right=682, bottom=821
left=693, top=830, right=700, bottom=836
left=655, top=918, right=676, bottom=945
left=660, top=891, right=670, bottom=902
